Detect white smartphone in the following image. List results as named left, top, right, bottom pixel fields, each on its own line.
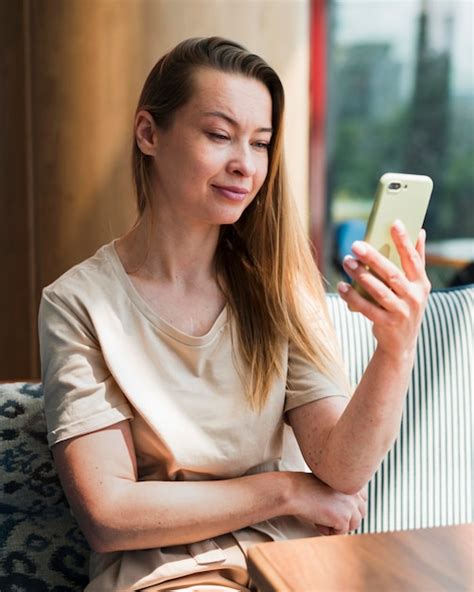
left=352, top=172, right=433, bottom=301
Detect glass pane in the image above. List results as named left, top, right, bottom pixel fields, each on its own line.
left=327, top=0, right=474, bottom=287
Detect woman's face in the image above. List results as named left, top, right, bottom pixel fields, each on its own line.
left=137, top=68, right=273, bottom=228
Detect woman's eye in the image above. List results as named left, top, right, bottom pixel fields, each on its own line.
left=207, top=132, right=229, bottom=142
left=253, top=141, right=270, bottom=151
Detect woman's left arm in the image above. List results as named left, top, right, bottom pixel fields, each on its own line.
left=288, top=220, right=431, bottom=495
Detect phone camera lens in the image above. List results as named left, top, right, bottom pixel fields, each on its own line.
left=389, top=182, right=401, bottom=190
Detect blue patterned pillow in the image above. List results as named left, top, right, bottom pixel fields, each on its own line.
left=0, top=382, right=89, bottom=591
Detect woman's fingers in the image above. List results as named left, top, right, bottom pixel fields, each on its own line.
left=340, top=221, right=430, bottom=314
left=349, top=511, right=363, bottom=532
left=342, top=257, right=405, bottom=313
left=391, top=223, right=431, bottom=301
left=390, top=220, right=425, bottom=282
left=358, top=494, right=368, bottom=519
left=337, top=281, right=391, bottom=321
left=316, top=497, right=366, bottom=535
left=316, top=525, right=336, bottom=536
left=415, top=228, right=427, bottom=265
left=349, top=240, right=411, bottom=299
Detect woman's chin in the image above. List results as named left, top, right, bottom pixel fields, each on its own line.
left=211, top=205, right=248, bottom=226
left=219, top=201, right=252, bottom=224
left=219, top=214, right=244, bottom=226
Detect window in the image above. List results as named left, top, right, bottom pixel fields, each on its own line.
left=325, top=0, right=474, bottom=287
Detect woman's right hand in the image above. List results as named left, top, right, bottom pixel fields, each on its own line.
left=287, top=472, right=368, bottom=535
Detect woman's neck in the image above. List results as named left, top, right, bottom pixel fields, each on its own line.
left=117, top=212, right=221, bottom=288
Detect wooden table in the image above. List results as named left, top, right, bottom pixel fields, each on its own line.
left=247, top=523, right=473, bottom=591
left=425, top=239, right=474, bottom=269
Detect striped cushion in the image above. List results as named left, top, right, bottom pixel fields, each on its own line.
left=327, top=285, right=474, bottom=533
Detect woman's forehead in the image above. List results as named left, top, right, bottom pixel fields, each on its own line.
left=189, top=69, right=272, bottom=127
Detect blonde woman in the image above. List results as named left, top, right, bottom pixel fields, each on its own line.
left=38, top=37, right=431, bottom=591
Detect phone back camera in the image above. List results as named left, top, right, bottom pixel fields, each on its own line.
left=388, top=182, right=401, bottom=191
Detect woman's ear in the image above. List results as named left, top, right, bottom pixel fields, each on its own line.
left=134, top=110, right=158, bottom=156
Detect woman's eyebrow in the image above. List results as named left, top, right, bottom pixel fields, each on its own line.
left=203, top=111, right=273, bottom=133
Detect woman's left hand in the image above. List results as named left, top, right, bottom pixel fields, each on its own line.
left=337, top=220, right=431, bottom=359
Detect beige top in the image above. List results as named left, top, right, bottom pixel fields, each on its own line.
left=38, top=240, right=348, bottom=591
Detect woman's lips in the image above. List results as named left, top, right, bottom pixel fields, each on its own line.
left=212, top=185, right=249, bottom=202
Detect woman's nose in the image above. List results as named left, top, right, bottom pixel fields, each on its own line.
left=227, top=144, right=257, bottom=177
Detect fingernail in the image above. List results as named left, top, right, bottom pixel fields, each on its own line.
left=337, top=281, right=349, bottom=293
left=343, top=255, right=358, bottom=270
left=393, top=219, right=404, bottom=233
left=352, top=241, right=367, bottom=256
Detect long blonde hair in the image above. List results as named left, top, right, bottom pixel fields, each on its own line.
left=131, top=37, right=348, bottom=410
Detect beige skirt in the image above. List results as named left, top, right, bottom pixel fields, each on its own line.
left=85, top=517, right=320, bottom=591
left=139, top=565, right=254, bottom=590
left=85, top=530, right=266, bottom=591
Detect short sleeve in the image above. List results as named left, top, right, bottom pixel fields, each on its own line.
left=38, top=287, right=134, bottom=447
left=284, top=340, right=349, bottom=416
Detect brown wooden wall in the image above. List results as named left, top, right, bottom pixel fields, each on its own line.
left=0, top=0, right=309, bottom=381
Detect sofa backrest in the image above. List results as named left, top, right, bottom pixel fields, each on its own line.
left=326, top=285, right=473, bottom=533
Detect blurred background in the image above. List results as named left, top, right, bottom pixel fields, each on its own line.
left=324, top=0, right=474, bottom=290
left=1, top=0, right=473, bottom=380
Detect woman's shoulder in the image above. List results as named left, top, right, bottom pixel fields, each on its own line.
left=42, top=240, right=117, bottom=304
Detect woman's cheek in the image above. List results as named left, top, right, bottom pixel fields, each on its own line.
left=257, top=158, right=269, bottom=189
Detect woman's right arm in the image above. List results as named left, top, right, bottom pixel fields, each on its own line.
left=53, top=420, right=366, bottom=553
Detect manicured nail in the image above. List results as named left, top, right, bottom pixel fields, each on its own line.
left=393, top=219, right=404, bottom=233
left=352, top=241, right=367, bottom=256
left=337, top=281, right=349, bottom=293
left=343, top=255, right=358, bottom=270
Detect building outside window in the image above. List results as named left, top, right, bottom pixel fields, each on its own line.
left=323, top=0, right=474, bottom=288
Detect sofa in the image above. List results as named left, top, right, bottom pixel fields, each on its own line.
left=1, top=285, right=472, bottom=590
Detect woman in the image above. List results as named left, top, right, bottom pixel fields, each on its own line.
left=38, top=37, right=430, bottom=591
